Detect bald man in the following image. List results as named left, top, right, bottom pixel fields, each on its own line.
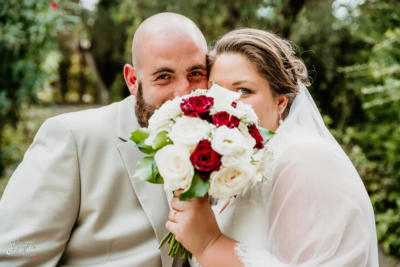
left=0, top=13, right=208, bottom=267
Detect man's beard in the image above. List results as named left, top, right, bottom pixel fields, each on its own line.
left=135, top=81, right=156, bottom=128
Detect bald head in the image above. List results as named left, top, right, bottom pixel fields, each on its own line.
left=132, top=13, right=207, bottom=70
left=124, top=13, right=209, bottom=125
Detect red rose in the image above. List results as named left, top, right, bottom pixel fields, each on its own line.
left=190, top=140, right=222, bottom=179
left=180, top=95, right=213, bottom=121
left=231, top=102, right=237, bottom=108
left=50, top=2, right=58, bottom=9
left=248, top=124, right=264, bottom=149
left=212, top=111, right=240, bottom=128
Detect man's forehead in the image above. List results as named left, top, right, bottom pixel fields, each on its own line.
left=133, top=15, right=207, bottom=70
left=140, top=34, right=207, bottom=73
left=144, top=28, right=206, bottom=51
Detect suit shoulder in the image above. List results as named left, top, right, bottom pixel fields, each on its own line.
left=58, top=102, right=119, bottom=127
left=40, top=102, right=120, bottom=144
left=40, top=96, right=136, bottom=145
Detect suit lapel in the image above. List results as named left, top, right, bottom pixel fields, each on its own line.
left=117, top=96, right=173, bottom=267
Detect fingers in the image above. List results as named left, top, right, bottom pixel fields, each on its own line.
left=168, top=209, right=180, bottom=223
left=168, top=210, right=174, bottom=222
left=171, top=195, right=206, bottom=211
left=166, top=220, right=179, bottom=238
left=173, top=189, right=184, bottom=197
left=171, top=197, right=188, bottom=211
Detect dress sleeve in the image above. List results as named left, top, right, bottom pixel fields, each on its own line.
left=234, top=142, right=373, bottom=267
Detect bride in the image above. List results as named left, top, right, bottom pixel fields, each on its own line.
left=166, top=28, right=379, bottom=267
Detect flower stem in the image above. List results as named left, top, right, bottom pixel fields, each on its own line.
left=160, top=231, right=192, bottom=261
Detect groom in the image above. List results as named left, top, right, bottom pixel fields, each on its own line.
left=0, top=13, right=208, bottom=266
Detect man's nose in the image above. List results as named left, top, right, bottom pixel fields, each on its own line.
left=173, top=78, right=191, bottom=97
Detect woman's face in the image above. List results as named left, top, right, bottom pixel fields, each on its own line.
left=209, top=52, right=286, bottom=131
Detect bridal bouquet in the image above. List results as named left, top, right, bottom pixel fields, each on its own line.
left=130, top=84, right=275, bottom=260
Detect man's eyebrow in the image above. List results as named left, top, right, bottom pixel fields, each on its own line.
left=187, top=65, right=207, bottom=72
left=232, top=80, right=255, bottom=86
left=151, top=68, right=175, bottom=76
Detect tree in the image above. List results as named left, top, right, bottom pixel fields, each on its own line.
left=0, top=0, right=79, bottom=175
left=336, top=0, right=400, bottom=257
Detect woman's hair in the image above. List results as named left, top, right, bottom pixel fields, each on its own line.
left=207, top=28, right=310, bottom=119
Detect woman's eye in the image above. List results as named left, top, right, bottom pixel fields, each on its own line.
left=238, top=88, right=251, bottom=94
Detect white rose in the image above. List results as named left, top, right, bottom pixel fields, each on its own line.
left=209, top=162, right=257, bottom=200
left=147, top=96, right=183, bottom=131
left=155, top=144, right=194, bottom=192
left=207, top=84, right=245, bottom=118
left=169, top=116, right=210, bottom=150
left=221, top=153, right=243, bottom=167
left=211, top=125, right=253, bottom=159
left=236, top=101, right=259, bottom=125
left=238, top=122, right=256, bottom=154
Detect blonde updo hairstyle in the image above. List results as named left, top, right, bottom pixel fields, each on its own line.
left=207, top=28, right=310, bottom=119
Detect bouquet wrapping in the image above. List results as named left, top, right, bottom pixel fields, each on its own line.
left=130, top=84, right=275, bottom=260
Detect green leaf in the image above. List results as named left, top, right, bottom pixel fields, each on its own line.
left=130, top=128, right=150, bottom=145
left=136, top=143, right=157, bottom=155
left=250, top=156, right=259, bottom=163
left=131, top=129, right=171, bottom=155
left=259, top=127, right=276, bottom=144
left=155, top=173, right=164, bottom=184
left=152, top=160, right=164, bottom=184
left=133, top=156, right=154, bottom=182
left=133, top=156, right=164, bottom=184
left=179, top=173, right=210, bottom=201
left=152, top=130, right=172, bottom=150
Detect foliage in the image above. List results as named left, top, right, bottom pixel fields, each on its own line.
left=336, top=0, right=400, bottom=258
left=0, top=107, right=52, bottom=189
left=0, top=0, right=79, bottom=174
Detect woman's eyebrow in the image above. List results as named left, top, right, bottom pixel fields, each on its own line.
left=232, top=80, right=255, bottom=86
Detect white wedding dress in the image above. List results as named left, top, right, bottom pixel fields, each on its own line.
left=189, top=83, right=379, bottom=267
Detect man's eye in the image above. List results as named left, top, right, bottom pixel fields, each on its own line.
left=190, top=71, right=204, bottom=77
left=157, top=74, right=170, bottom=80
left=238, top=88, right=251, bottom=94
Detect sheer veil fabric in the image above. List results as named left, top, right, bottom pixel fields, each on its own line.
left=189, top=82, right=378, bottom=267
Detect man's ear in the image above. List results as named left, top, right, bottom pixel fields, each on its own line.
left=123, top=64, right=138, bottom=96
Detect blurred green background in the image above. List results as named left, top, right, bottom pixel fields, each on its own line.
left=0, top=0, right=399, bottom=263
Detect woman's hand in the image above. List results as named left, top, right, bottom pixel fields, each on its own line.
left=166, top=190, right=222, bottom=258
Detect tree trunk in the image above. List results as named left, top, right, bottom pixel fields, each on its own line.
left=224, top=4, right=240, bottom=29
left=78, top=53, right=87, bottom=104
left=337, top=85, right=349, bottom=132
left=59, top=58, right=70, bottom=103
left=81, top=47, right=109, bottom=106
left=280, top=0, right=307, bottom=39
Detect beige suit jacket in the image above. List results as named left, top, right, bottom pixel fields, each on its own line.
left=0, top=96, right=181, bottom=267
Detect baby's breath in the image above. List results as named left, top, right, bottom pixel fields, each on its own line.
left=183, top=89, right=208, bottom=99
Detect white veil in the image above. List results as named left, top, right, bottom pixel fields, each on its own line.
left=260, top=82, right=379, bottom=266
left=271, top=82, right=347, bottom=161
